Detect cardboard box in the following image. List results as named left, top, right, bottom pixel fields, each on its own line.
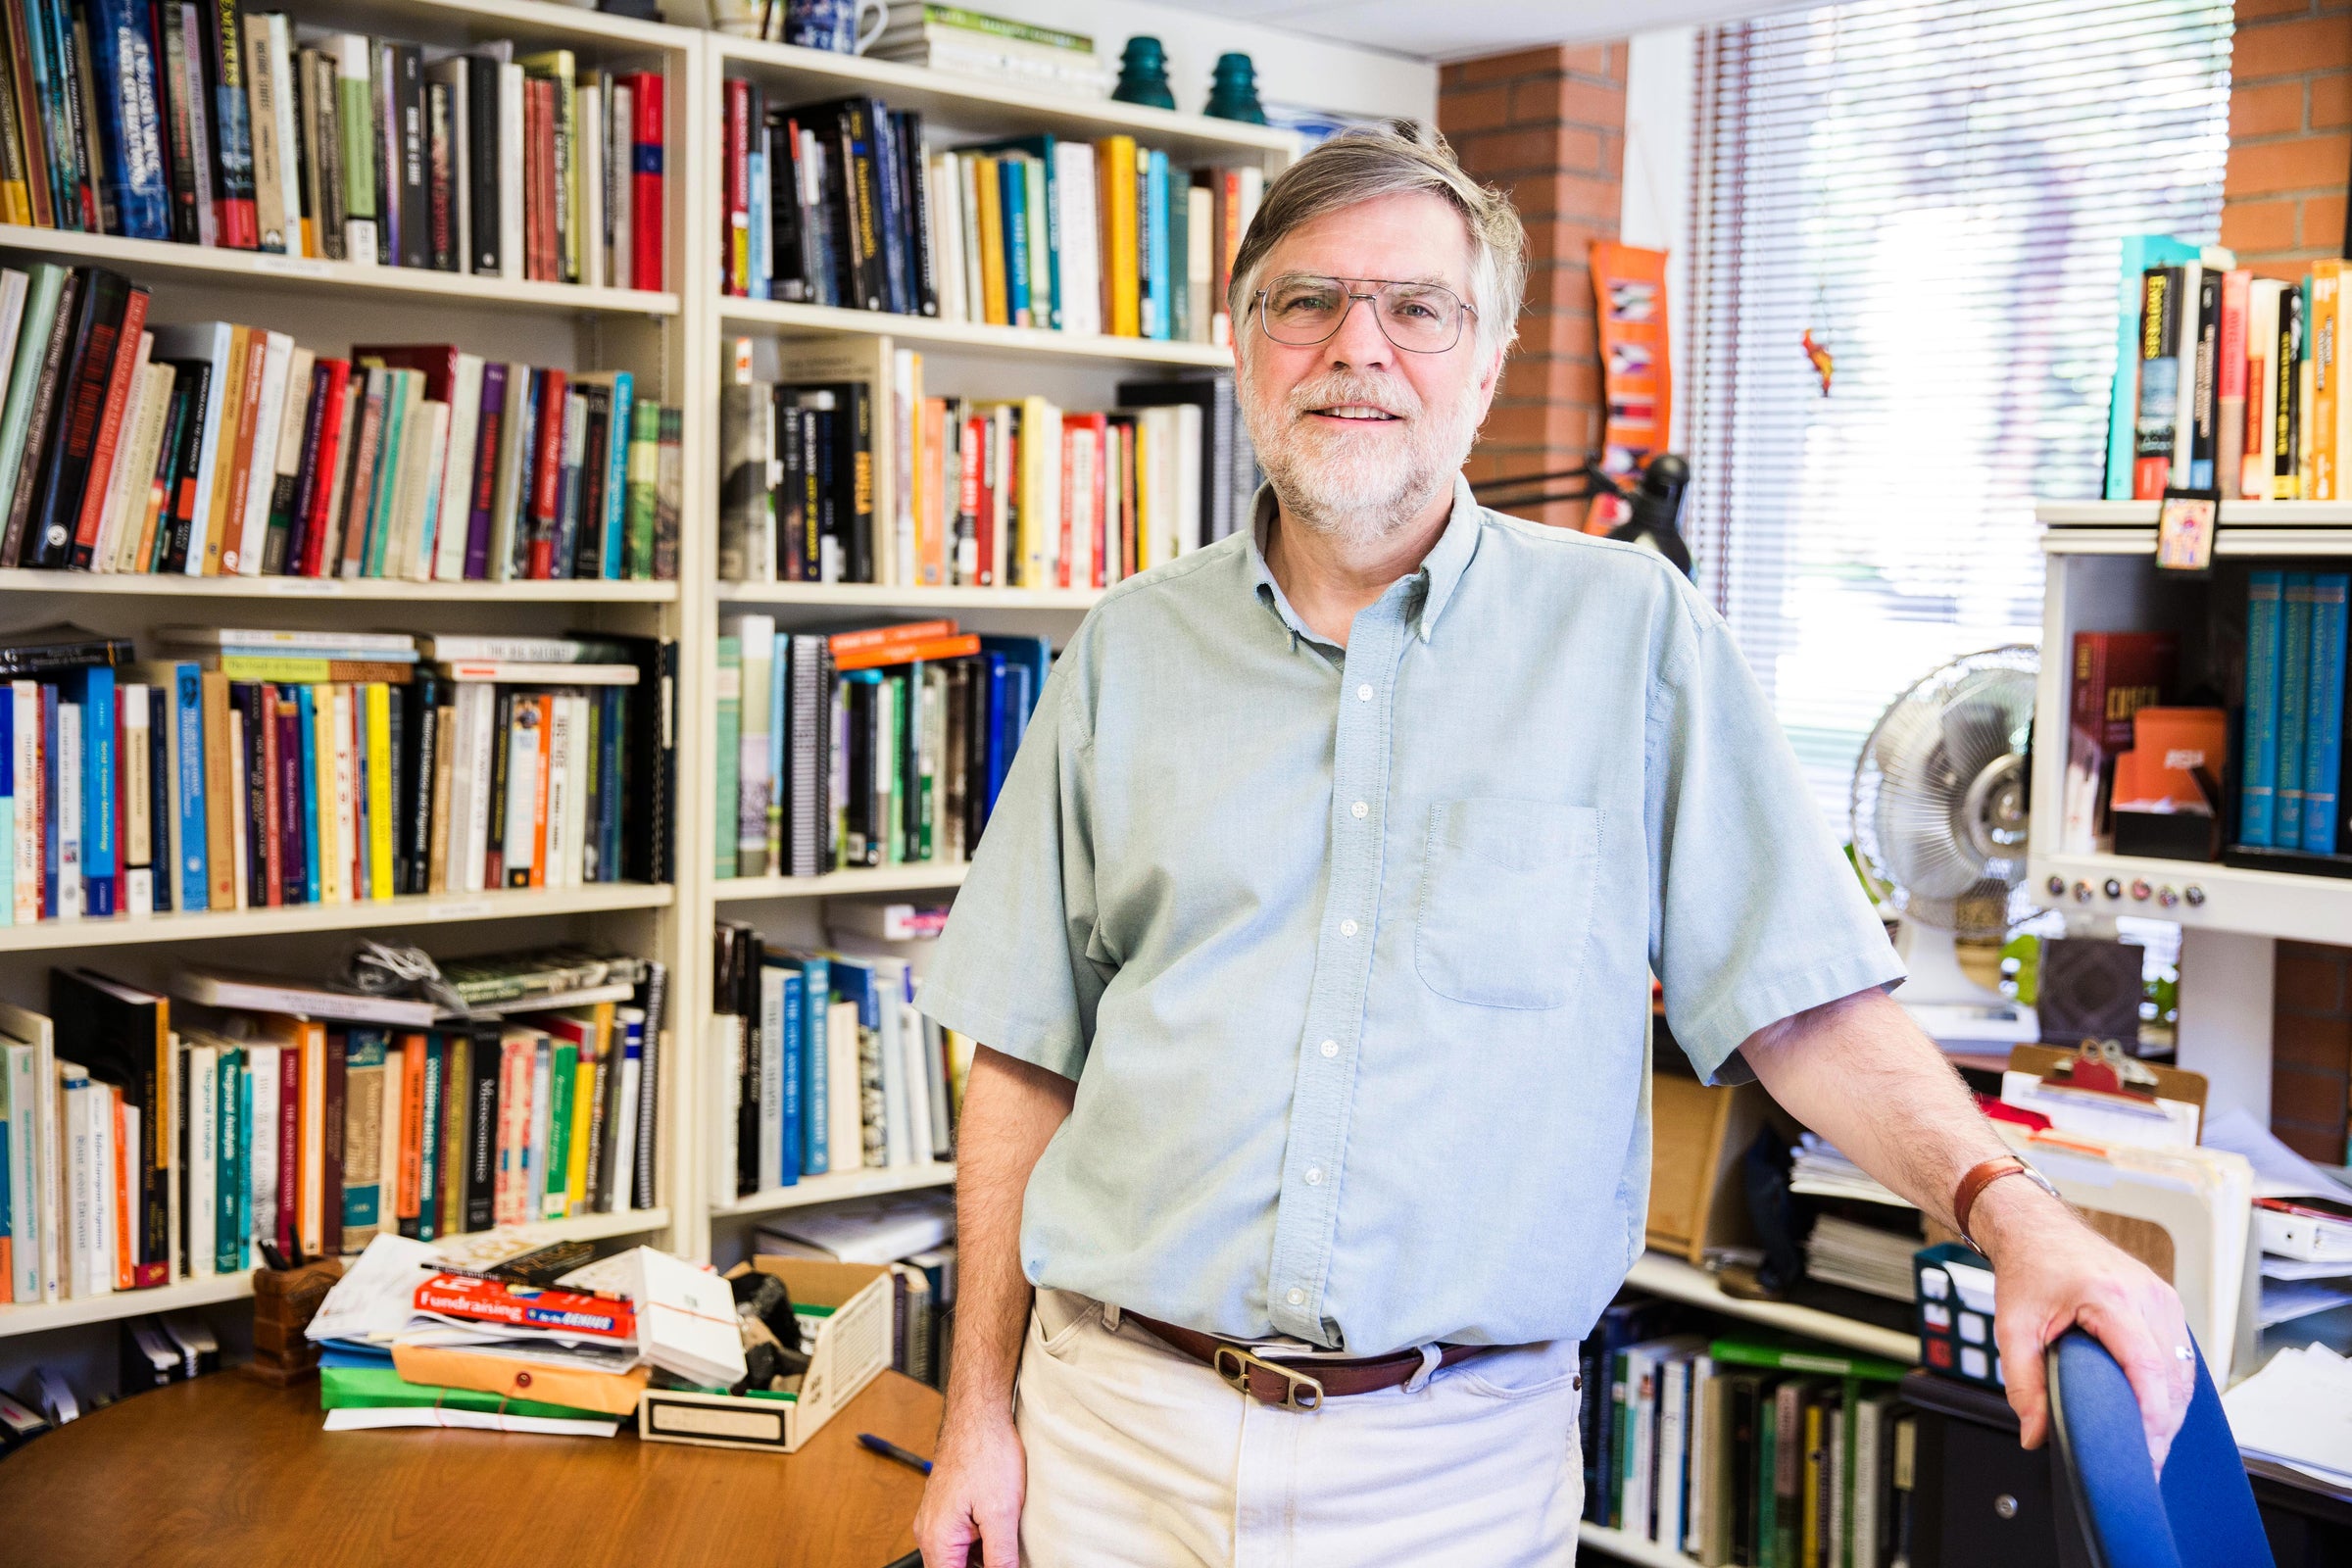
left=636, top=1257, right=894, bottom=1452
left=1646, top=1064, right=1789, bottom=1265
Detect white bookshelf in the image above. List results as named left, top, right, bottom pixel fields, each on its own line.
left=721, top=296, right=1237, bottom=367
left=1622, top=1252, right=1921, bottom=1364
left=0, top=571, right=677, bottom=602
left=0, top=882, right=673, bottom=956
left=715, top=863, right=971, bottom=903
left=0, top=1207, right=670, bottom=1340
left=716, top=579, right=1102, bottom=612
left=711, top=1162, right=956, bottom=1219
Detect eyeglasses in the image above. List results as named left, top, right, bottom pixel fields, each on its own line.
left=1254, top=273, right=1476, bottom=354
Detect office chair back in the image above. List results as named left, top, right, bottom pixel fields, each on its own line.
left=2044, top=1327, right=2272, bottom=1568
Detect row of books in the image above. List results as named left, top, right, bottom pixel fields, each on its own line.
left=0, top=6, right=665, bottom=288
left=720, top=357, right=1249, bottom=589
left=0, top=626, right=674, bottom=926
left=866, top=3, right=1111, bottom=99
left=714, top=615, right=1047, bottom=880
left=719, top=82, right=1263, bottom=346
left=2111, top=238, right=2352, bottom=503
left=1584, top=1304, right=1917, bottom=1568
left=714, top=924, right=972, bottom=1196
left=2242, top=570, right=2351, bottom=853
left=0, top=953, right=666, bottom=1305
left=0, top=267, right=682, bottom=578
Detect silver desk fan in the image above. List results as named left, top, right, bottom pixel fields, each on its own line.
left=1849, top=645, right=2040, bottom=1045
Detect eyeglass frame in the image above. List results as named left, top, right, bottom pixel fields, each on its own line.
left=1250, top=272, right=1480, bottom=355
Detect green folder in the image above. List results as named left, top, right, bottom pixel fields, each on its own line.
left=320, top=1364, right=605, bottom=1422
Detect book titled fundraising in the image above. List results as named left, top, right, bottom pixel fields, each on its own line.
left=413, top=1271, right=637, bottom=1338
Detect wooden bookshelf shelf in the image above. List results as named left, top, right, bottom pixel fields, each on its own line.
left=0, top=1207, right=671, bottom=1340
left=0, top=882, right=671, bottom=956
left=1621, top=1252, right=1920, bottom=1364
left=712, top=35, right=1297, bottom=168
left=714, top=579, right=1101, bottom=612
left=714, top=864, right=970, bottom=903
left=0, top=225, right=682, bottom=317
left=1577, top=1522, right=1696, bottom=1568
left=0, top=569, right=677, bottom=602
left=710, top=1163, right=956, bottom=1219
left=722, top=295, right=1236, bottom=367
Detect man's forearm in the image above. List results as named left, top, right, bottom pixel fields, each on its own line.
left=1738, top=988, right=2014, bottom=1233
left=942, top=1045, right=1076, bottom=1437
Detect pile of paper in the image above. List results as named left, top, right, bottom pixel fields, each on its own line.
left=1788, top=1134, right=1911, bottom=1209
left=2224, top=1342, right=2352, bottom=1489
left=1804, top=1213, right=1924, bottom=1301
left=2203, top=1107, right=2352, bottom=1331
left=307, top=1234, right=748, bottom=1436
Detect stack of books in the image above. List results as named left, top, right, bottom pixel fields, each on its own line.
left=0, top=952, right=667, bottom=1308
left=712, top=616, right=1046, bottom=879
left=0, top=625, right=675, bottom=925
left=0, top=269, right=681, bottom=580
left=2109, top=239, right=2352, bottom=503
left=2238, top=570, right=2351, bottom=857
left=866, top=4, right=1112, bottom=100
left=1584, top=1309, right=1917, bottom=1568
left=720, top=86, right=1263, bottom=348
left=712, top=923, right=969, bottom=1196
left=0, top=13, right=664, bottom=289
left=721, top=358, right=1247, bottom=589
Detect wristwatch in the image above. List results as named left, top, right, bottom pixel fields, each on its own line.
left=1954, top=1154, right=2063, bottom=1254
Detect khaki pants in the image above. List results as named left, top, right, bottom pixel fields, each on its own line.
left=1014, top=1289, right=1585, bottom=1568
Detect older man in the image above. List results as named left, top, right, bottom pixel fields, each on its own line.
left=911, top=124, right=2192, bottom=1567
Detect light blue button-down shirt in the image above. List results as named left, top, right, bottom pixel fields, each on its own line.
left=917, top=475, right=1905, bottom=1355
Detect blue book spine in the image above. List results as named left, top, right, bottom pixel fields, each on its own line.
left=1039, top=141, right=1062, bottom=330
left=603, top=371, right=633, bottom=578
left=2280, top=572, right=2317, bottom=847
left=983, top=652, right=1008, bottom=814
left=1147, top=152, right=1172, bottom=342
left=85, top=0, right=170, bottom=240
left=779, top=969, right=803, bottom=1185
left=216, top=1052, right=241, bottom=1273
left=2306, top=573, right=2351, bottom=853
left=0, top=691, right=13, bottom=927
left=870, top=107, right=908, bottom=316
left=748, top=145, right=769, bottom=302
left=597, top=686, right=623, bottom=881
left=1001, top=157, right=1031, bottom=326
left=297, top=685, right=321, bottom=902
left=22, top=0, right=74, bottom=228
left=173, top=665, right=207, bottom=909
left=235, top=1054, right=254, bottom=1269
left=40, top=689, right=58, bottom=919
left=75, top=668, right=115, bottom=916
left=801, top=954, right=829, bottom=1175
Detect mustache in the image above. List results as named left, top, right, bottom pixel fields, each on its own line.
left=1286, top=372, right=1421, bottom=420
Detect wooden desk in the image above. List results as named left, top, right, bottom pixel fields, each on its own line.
left=0, top=1369, right=944, bottom=1567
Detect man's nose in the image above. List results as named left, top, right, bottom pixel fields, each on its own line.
left=1321, top=294, right=1396, bottom=369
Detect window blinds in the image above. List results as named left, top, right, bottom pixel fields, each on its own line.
left=1684, top=0, right=2231, bottom=826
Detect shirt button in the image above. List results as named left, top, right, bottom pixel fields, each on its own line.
left=1350, top=801, right=1368, bottom=818
left=1305, top=1167, right=1324, bottom=1185
left=1319, top=1039, right=1338, bottom=1057
left=1340, top=918, right=1358, bottom=937
left=1287, top=1288, right=1306, bottom=1306
left=1356, top=683, right=1372, bottom=701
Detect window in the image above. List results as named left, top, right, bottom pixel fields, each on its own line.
left=1685, top=0, right=2232, bottom=827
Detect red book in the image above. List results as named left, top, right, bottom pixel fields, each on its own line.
left=347, top=343, right=461, bottom=402
left=413, top=1271, right=637, bottom=1338
left=723, top=78, right=749, bottom=296
left=70, top=288, right=151, bottom=568
left=2066, top=631, right=2177, bottom=851
left=525, top=369, right=567, bottom=577
left=630, top=72, right=663, bottom=293
left=829, top=618, right=956, bottom=656
left=299, top=360, right=355, bottom=575
left=260, top=683, right=282, bottom=906
left=532, top=79, right=560, bottom=282
left=320, top=1033, right=347, bottom=1256
left=966, top=414, right=992, bottom=586
left=278, top=1045, right=301, bottom=1259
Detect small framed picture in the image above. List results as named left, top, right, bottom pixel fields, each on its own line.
left=2156, top=489, right=2218, bottom=574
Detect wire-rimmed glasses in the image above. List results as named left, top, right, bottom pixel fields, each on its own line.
left=1253, top=272, right=1476, bottom=354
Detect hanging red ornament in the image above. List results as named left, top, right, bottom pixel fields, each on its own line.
left=1801, top=329, right=1834, bottom=396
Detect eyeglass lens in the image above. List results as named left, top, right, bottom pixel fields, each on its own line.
left=1259, top=275, right=1467, bottom=353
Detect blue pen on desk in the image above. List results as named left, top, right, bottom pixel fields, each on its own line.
left=858, top=1432, right=934, bottom=1475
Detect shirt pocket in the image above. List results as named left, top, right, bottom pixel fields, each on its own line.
left=1413, top=799, right=1602, bottom=1011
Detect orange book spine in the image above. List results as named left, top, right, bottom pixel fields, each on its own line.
left=113, top=1089, right=134, bottom=1289
left=397, top=1035, right=427, bottom=1219
left=530, top=694, right=553, bottom=888
left=1102, top=138, right=1140, bottom=337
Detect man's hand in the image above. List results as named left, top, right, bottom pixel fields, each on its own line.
left=913, top=1410, right=1026, bottom=1568
left=1969, top=1172, right=2196, bottom=1472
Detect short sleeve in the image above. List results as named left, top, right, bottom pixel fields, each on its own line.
left=1646, top=600, right=1906, bottom=1084
left=916, top=657, right=1104, bottom=1081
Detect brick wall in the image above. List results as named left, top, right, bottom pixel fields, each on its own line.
left=1437, top=45, right=1627, bottom=528
left=2223, top=0, right=2351, bottom=277
left=2273, top=943, right=2352, bottom=1161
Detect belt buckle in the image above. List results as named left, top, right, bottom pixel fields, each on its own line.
left=1211, top=1346, right=1325, bottom=1411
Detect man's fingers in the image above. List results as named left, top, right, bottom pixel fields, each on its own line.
left=917, top=1513, right=974, bottom=1568
left=978, top=1504, right=1021, bottom=1568
left=1996, top=1311, right=2049, bottom=1449
left=2076, top=1292, right=2187, bottom=1477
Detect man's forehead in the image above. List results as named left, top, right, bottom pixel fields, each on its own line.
left=1261, top=192, right=1475, bottom=287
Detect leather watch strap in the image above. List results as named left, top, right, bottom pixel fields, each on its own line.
left=1124, top=1312, right=1495, bottom=1409
left=1954, top=1154, right=2056, bottom=1251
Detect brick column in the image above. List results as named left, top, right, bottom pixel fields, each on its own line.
left=1438, top=45, right=1628, bottom=528
left=2273, top=942, right=2352, bottom=1161
left=2222, top=0, right=2352, bottom=277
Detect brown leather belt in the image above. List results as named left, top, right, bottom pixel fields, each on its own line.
left=1124, top=1311, right=1496, bottom=1411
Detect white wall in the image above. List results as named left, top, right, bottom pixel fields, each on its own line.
left=1621, top=24, right=1697, bottom=457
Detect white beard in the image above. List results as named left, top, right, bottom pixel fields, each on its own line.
left=1240, top=365, right=1487, bottom=549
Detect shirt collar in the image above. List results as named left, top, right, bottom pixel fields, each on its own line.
left=1245, top=473, right=1485, bottom=647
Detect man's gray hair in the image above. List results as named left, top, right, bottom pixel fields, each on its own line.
left=1228, top=121, right=1527, bottom=359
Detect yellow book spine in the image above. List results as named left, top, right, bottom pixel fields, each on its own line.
left=1102, top=137, right=1140, bottom=337
left=2317, top=265, right=2341, bottom=502
left=974, top=156, right=1007, bottom=325
left=366, top=683, right=394, bottom=900
left=315, top=684, right=340, bottom=904
left=565, top=1055, right=595, bottom=1204
left=0, top=178, right=27, bottom=226
left=203, top=326, right=251, bottom=575
left=1801, top=1403, right=1823, bottom=1568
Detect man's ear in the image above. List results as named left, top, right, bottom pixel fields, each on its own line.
left=1473, top=342, right=1507, bottom=416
